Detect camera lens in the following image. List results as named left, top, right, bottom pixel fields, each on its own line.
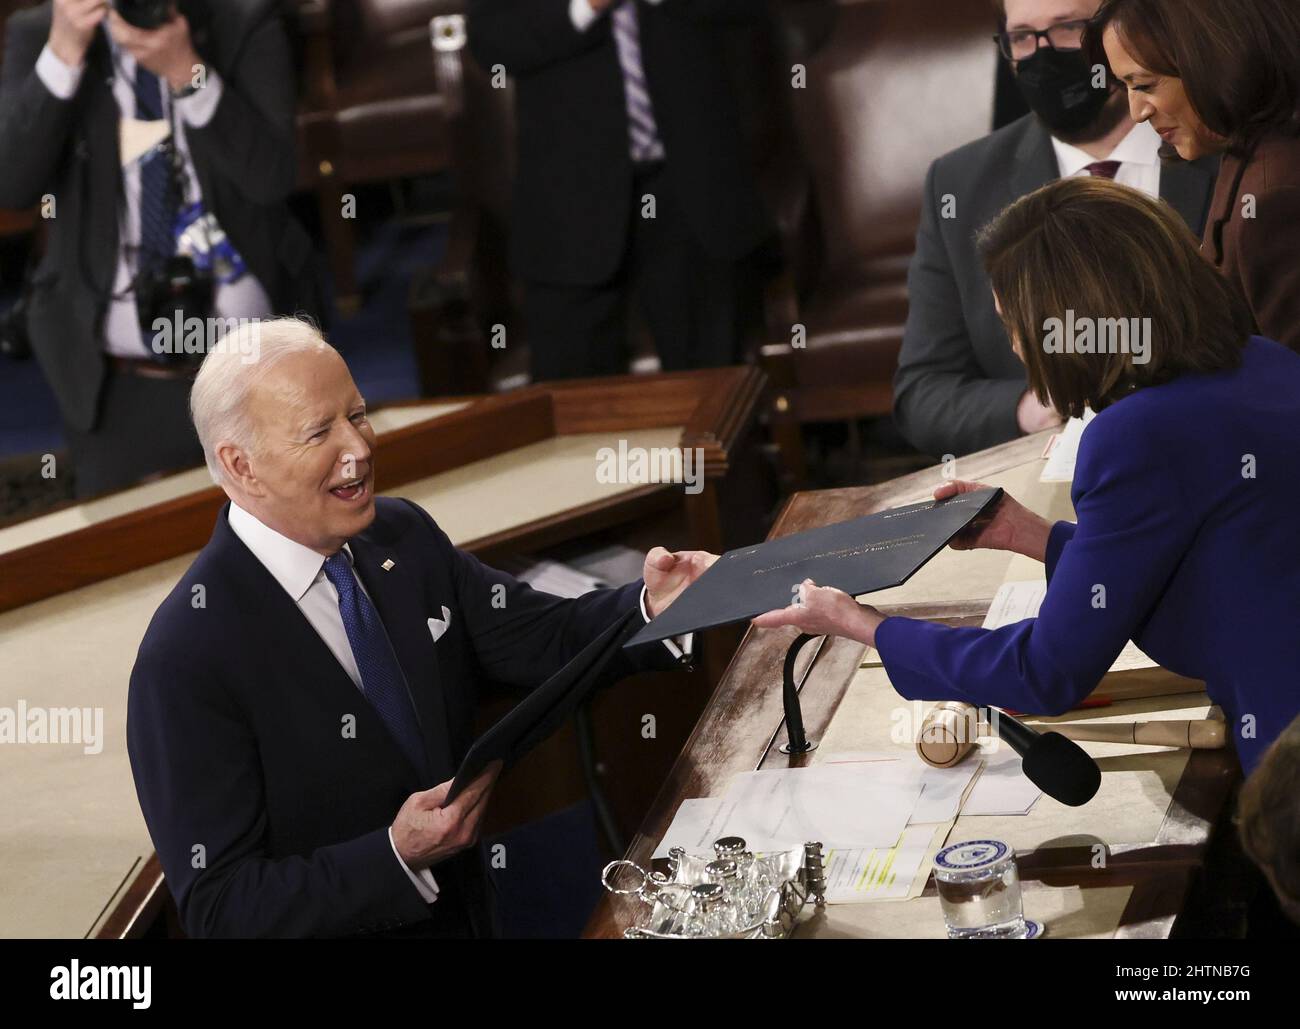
left=112, top=0, right=171, bottom=31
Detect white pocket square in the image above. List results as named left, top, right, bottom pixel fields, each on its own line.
left=427, top=606, right=452, bottom=643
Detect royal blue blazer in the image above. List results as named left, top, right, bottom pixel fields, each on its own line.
left=876, top=336, right=1300, bottom=774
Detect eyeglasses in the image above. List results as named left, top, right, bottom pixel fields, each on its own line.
left=994, top=19, right=1091, bottom=61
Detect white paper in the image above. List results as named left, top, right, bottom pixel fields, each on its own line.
left=505, top=557, right=608, bottom=598
left=652, top=755, right=978, bottom=868
left=652, top=797, right=729, bottom=859
left=717, top=765, right=920, bottom=851
left=564, top=543, right=646, bottom=588
left=1039, top=408, right=1096, bottom=483
left=961, top=743, right=1042, bottom=815
left=652, top=775, right=915, bottom=859
left=822, top=824, right=939, bottom=903
left=820, top=751, right=980, bottom=824
left=982, top=578, right=1047, bottom=628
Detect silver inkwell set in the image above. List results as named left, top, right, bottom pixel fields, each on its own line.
left=600, top=837, right=827, bottom=939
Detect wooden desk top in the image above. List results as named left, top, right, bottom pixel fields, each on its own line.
left=0, top=402, right=469, bottom=558
left=584, top=431, right=1240, bottom=939
left=0, top=367, right=765, bottom=615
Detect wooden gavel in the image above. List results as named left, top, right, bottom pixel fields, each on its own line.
left=915, top=701, right=1226, bottom=768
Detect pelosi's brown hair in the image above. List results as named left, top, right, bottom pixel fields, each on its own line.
left=1238, top=716, right=1300, bottom=925
left=977, top=176, right=1252, bottom=420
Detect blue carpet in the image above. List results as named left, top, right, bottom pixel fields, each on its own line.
left=487, top=800, right=609, bottom=939
left=328, top=217, right=444, bottom=407
left=0, top=336, right=62, bottom=458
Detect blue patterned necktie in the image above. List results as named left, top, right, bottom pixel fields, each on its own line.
left=322, top=552, right=427, bottom=776
left=135, top=64, right=179, bottom=272
left=611, top=1, right=665, bottom=162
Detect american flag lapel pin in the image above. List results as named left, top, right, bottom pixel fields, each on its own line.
left=381, top=559, right=395, bottom=571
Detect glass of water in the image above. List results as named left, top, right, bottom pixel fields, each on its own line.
left=933, top=839, right=1036, bottom=939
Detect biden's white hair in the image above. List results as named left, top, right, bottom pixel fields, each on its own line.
left=190, top=317, right=335, bottom=485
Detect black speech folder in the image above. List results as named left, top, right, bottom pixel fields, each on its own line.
left=625, top=487, right=1004, bottom=647
left=447, top=606, right=644, bottom=802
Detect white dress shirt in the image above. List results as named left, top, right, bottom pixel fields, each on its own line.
left=226, top=502, right=442, bottom=902
left=227, top=502, right=691, bottom=906
left=569, top=0, right=666, bottom=32
left=35, top=36, right=272, bottom=358
left=1050, top=119, right=1162, bottom=198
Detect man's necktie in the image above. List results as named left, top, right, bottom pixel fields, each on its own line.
left=611, top=1, right=665, bottom=162
left=135, top=65, right=179, bottom=272
left=322, top=552, right=427, bottom=776
left=1084, top=160, right=1122, bottom=180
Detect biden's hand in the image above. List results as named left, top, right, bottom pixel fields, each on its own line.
left=643, top=547, right=717, bottom=618
left=391, top=760, right=502, bottom=871
left=751, top=579, right=885, bottom=646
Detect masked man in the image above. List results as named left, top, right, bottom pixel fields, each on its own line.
left=890, top=0, right=1218, bottom=459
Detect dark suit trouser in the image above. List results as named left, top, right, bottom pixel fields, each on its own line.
left=524, top=161, right=752, bottom=381
left=63, top=363, right=204, bottom=499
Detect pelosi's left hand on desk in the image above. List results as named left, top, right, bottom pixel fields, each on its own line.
left=751, top=579, right=885, bottom=646
left=643, top=546, right=718, bottom=618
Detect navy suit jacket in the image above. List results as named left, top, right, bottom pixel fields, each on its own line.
left=127, top=497, right=669, bottom=937
left=878, top=337, right=1300, bottom=775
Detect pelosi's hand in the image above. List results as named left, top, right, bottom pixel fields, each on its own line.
left=751, top=579, right=884, bottom=646
left=935, top=479, right=1052, bottom=562
left=643, top=547, right=717, bottom=618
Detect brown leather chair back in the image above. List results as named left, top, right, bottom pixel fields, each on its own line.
left=791, top=0, right=999, bottom=283
left=332, top=0, right=446, bottom=67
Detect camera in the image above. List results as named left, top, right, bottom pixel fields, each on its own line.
left=112, top=0, right=172, bottom=30
left=135, top=255, right=214, bottom=367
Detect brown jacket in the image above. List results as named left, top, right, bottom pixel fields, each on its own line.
left=1203, top=133, right=1300, bottom=351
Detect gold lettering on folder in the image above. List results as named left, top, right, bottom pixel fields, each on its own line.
left=750, top=533, right=926, bottom=576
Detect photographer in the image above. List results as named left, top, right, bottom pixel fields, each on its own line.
left=0, top=0, right=318, bottom=497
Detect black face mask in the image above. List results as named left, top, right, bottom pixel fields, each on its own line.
left=1014, top=47, right=1113, bottom=135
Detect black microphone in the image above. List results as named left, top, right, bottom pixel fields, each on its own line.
left=991, top=709, right=1101, bottom=807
